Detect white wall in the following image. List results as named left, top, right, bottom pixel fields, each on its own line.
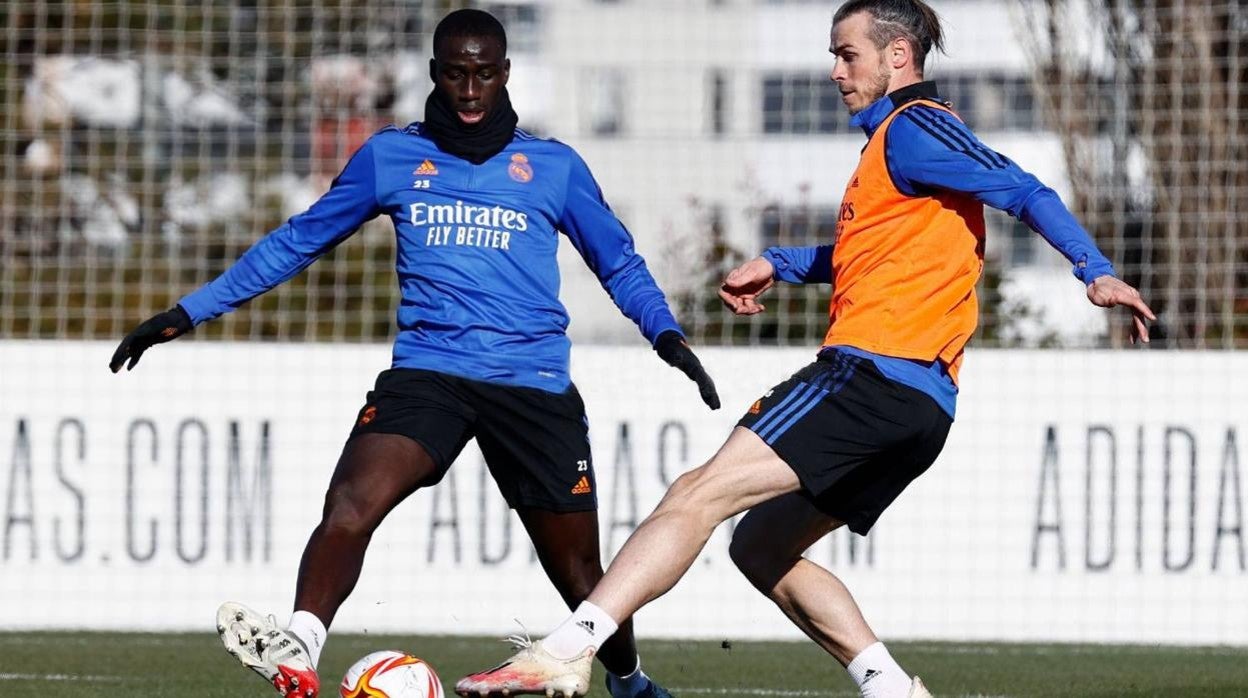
left=1, top=342, right=1244, bottom=645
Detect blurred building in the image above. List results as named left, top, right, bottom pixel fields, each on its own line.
left=1, top=0, right=1115, bottom=345
left=486, top=0, right=1103, bottom=344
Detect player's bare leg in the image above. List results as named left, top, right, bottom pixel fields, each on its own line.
left=585, top=427, right=801, bottom=619
left=728, top=493, right=872, bottom=664
left=520, top=509, right=638, bottom=673
left=456, top=428, right=802, bottom=696
left=520, top=509, right=670, bottom=698
left=219, top=433, right=438, bottom=697
left=730, top=493, right=928, bottom=697
left=293, top=433, right=439, bottom=623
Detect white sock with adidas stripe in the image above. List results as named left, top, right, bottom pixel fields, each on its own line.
left=286, top=610, right=327, bottom=668
left=846, top=642, right=911, bottom=698
left=543, top=601, right=619, bottom=660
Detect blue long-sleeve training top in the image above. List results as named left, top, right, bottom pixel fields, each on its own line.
left=762, top=82, right=1120, bottom=418
left=179, top=124, right=683, bottom=392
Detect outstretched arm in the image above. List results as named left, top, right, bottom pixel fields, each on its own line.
left=887, top=106, right=1154, bottom=342
left=110, top=139, right=382, bottom=372
left=176, top=141, right=381, bottom=325
left=559, top=151, right=719, bottom=409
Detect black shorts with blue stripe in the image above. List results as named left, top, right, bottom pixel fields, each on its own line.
left=737, top=348, right=952, bottom=534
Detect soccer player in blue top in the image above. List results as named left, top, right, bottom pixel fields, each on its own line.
left=108, top=9, right=716, bottom=698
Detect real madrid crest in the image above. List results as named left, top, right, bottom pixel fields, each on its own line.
left=508, top=153, right=534, bottom=183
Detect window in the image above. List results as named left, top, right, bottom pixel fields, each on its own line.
left=761, top=71, right=1041, bottom=135
left=708, top=69, right=728, bottom=136
left=940, top=75, right=1038, bottom=131
left=759, top=206, right=839, bottom=247
left=761, top=73, right=851, bottom=135
left=984, top=209, right=1041, bottom=267
left=583, top=68, right=627, bottom=136
left=478, top=3, right=542, bottom=53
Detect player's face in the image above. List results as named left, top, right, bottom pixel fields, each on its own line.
left=431, top=35, right=510, bottom=126
left=829, top=12, right=892, bottom=116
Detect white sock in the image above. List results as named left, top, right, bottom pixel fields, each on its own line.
left=846, top=642, right=911, bottom=698
left=605, top=659, right=649, bottom=698
left=542, top=601, right=619, bottom=660
left=286, top=610, right=327, bottom=668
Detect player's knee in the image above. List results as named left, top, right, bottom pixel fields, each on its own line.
left=728, top=528, right=766, bottom=584
left=651, top=470, right=706, bottom=527
left=661, top=462, right=735, bottom=523
left=664, top=466, right=714, bottom=507
left=320, top=487, right=378, bottom=537
left=729, top=525, right=789, bottom=590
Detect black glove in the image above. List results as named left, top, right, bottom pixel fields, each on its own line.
left=109, top=305, right=194, bottom=373
left=654, top=330, right=721, bottom=410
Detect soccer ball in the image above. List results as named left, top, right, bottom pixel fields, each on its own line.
left=339, top=650, right=445, bottom=698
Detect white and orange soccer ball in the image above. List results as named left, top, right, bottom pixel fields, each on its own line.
left=339, top=650, right=445, bottom=698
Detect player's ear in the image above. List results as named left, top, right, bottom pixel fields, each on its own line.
left=502, top=58, right=510, bottom=85
left=890, top=37, right=910, bottom=70
left=429, top=57, right=438, bottom=83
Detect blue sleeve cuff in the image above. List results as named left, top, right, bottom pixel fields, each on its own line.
left=1074, top=257, right=1117, bottom=285
left=650, top=325, right=685, bottom=347
left=177, top=287, right=220, bottom=325
left=762, top=248, right=800, bottom=283
left=762, top=246, right=832, bottom=284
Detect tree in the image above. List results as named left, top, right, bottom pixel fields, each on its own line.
left=1018, top=0, right=1248, bottom=347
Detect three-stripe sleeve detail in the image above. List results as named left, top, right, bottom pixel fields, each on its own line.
left=904, top=108, right=1009, bottom=170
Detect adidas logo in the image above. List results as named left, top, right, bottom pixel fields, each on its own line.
left=862, top=669, right=882, bottom=685
left=575, top=620, right=595, bottom=634
left=570, top=476, right=592, bottom=495
left=413, top=159, right=439, bottom=176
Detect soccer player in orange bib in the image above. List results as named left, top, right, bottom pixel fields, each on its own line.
left=457, top=1, right=1155, bottom=697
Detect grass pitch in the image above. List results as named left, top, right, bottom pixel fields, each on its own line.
left=0, top=632, right=1245, bottom=697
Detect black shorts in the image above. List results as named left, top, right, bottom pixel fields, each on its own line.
left=737, top=349, right=953, bottom=534
left=349, top=368, right=596, bottom=513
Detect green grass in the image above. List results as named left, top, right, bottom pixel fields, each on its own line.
left=0, top=632, right=1245, bottom=697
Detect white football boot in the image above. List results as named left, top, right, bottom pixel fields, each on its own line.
left=455, top=634, right=593, bottom=697
left=217, top=601, right=320, bottom=697
left=908, top=676, right=933, bottom=697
